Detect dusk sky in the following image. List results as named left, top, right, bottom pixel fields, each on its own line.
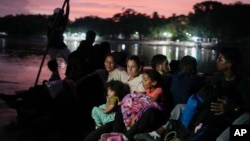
left=0, top=0, right=249, bottom=21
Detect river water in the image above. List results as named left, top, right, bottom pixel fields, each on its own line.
left=2, top=37, right=250, bottom=94
left=1, top=38, right=250, bottom=141
left=65, top=39, right=218, bottom=73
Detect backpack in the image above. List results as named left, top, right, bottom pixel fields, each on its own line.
left=180, top=94, right=204, bottom=128
left=179, top=85, right=220, bottom=140
left=121, top=93, right=162, bottom=128
left=180, top=84, right=220, bottom=129
left=121, top=93, right=152, bottom=127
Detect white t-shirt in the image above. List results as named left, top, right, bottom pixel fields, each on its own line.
left=126, top=74, right=145, bottom=93
left=107, top=68, right=128, bottom=83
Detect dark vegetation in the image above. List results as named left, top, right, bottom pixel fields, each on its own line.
left=0, top=1, right=250, bottom=44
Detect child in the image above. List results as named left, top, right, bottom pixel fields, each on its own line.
left=122, top=69, right=166, bottom=129
left=47, top=59, right=61, bottom=81
left=151, top=54, right=174, bottom=113
left=142, top=69, right=166, bottom=103
left=91, top=80, right=130, bottom=128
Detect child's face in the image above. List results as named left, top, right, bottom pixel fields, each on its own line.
left=142, top=73, right=156, bottom=89
left=107, top=87, right=116, bottom=97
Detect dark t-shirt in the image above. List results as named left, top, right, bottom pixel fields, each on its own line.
left=210, top=73, right=250, bottom=112
left=170, top=72, right=205, bottom=106
left=196, top=73, right=250, bottom=124
left=192, top=73, right=250, bottom=140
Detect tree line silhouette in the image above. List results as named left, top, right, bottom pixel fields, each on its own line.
left=0, top=1, right=250, bottom=43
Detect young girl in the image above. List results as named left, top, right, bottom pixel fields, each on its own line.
left=121, top=69, right=166, bottom=129
left=142, top=69, right=166, bottom=103
left=91, top=80, right=130, bottom=128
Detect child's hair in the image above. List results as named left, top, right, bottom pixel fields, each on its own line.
left=105, top=80, right=130, bottom=100
left=143, top=69, right=163, bottom=88
left=143, top=69, right=167, bottom=102
left=48, top=59, right=58, bottom=72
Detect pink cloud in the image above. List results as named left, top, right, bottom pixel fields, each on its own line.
left=0, top=0, right=249, bottom=21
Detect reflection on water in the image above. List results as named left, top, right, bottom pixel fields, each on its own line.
left=0, top=38, right=6, bottom=53
left=65, top=40, right=218, bottom=73
left=111, top=42, right=217, bottom=74
left=1, top=38, right=218, bottom=74
left=2, top=38, right=250, bottom=94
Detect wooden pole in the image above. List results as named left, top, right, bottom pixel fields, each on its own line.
left=34, top=0, right=67, bottom=86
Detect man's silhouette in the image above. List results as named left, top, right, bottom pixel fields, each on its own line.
left=47, top=0, right=70, bottom=62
